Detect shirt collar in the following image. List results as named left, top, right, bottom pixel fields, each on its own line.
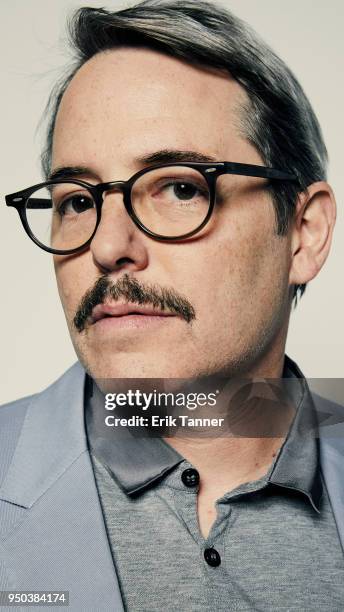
left=84, top=355, right=322, bottom=510
left=84, top=374, right=183, bottom=495
left=268, top=355, right=322, bottom=512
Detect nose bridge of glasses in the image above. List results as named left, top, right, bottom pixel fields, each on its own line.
left=98, top=180, right=127, bottom=201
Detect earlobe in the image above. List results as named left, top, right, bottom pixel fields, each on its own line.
left=288, top=181, right=336, bottom=286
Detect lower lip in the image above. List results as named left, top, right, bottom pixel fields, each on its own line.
left=91, top=314, right=176, bottom=330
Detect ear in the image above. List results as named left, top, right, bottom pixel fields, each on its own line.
left=289, top=181, right=336, bottom=287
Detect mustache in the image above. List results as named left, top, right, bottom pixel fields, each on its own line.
left=73, top=273, right=196, bottom=332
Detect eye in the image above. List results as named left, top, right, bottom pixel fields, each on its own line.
left=157, top=180, right=208, bottom=203
left=171, top=182, right=201, bottom=200
left=57, top=194, right=95, bottom=216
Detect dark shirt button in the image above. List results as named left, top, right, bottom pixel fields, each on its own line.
left=204, top=548, right=221, bottom=567
left=181, top=468, right=200, bottom=487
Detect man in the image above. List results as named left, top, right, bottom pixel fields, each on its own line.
left=1, top=1, right=343, bottom=610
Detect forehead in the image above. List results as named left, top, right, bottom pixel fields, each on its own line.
left=52, top=47, right=251, bottom=172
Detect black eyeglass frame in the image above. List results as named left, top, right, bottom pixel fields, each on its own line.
left=5, top=161, right=297, bottom=255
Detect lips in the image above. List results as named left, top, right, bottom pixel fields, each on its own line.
left=89, top=302, right=176, bottom=324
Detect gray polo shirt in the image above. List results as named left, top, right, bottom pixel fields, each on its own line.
left=85, top=357, right=344, bottom=611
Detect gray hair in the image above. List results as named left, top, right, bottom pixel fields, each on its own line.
left=41, top=0, right=328, bottom=301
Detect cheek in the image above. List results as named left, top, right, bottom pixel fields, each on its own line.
left=186, top=219, right=289, bottom=336
left=54, top=256, right=91, bottom=319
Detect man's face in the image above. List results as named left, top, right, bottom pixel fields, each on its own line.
left=52, top=47, right=292, bottom=379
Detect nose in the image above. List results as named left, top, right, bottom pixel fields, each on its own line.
left=90, top=186, right=149, bottom=274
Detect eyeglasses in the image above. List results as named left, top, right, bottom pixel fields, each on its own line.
left=5, top=161, right=297, bottom=255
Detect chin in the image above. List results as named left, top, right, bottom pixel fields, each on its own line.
left=78, top=349, right=188, bottom=380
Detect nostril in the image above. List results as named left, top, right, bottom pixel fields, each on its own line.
left=116, top=257, right=134, bottom=265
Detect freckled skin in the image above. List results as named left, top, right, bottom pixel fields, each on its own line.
left=52, top=47, right=293, bottom=380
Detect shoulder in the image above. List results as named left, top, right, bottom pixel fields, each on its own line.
left=312, top=391, right=344, bottom=455
left=0, top=399, right=32, bottom=457
left=0, top=394, right=35, bottom=426
left=311, top=391, right=344, bottom=426
left=0, top=362, right=84, bottom=427
left=312, top=392, right=344, bottom=413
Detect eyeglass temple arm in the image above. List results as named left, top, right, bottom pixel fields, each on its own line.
left=222, top=162, right=297, bottom=181
left=6, top=196, right=52, bottom=209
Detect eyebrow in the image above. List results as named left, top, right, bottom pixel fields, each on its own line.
left=48, top=149, right=219, bottom=181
